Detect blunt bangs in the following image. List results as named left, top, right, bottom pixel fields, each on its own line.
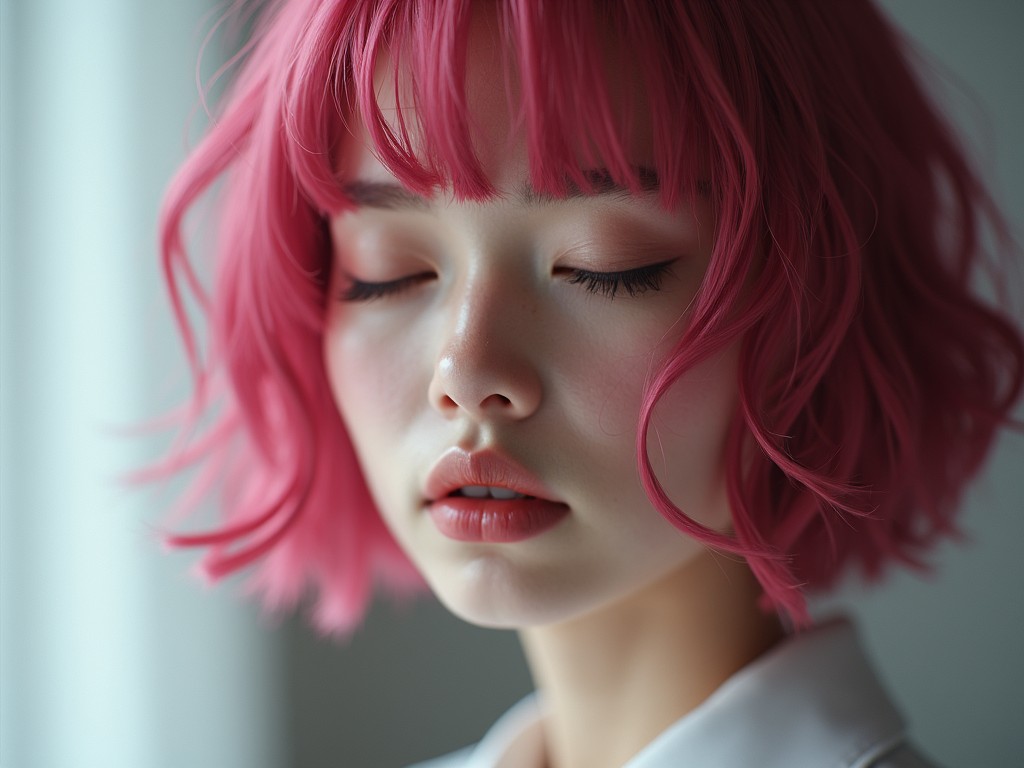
left=280, top=0, right=722, bottom=208
left=154, top=0, right=1023, bottom=632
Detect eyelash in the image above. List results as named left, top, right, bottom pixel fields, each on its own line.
left=338, top=260, right=675, bottom=302
left=339, top=273, right=433, bottom=302
left=563, top=259, right=675, bottom=299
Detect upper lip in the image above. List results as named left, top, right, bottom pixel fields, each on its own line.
left=423, top=448, right=562, bottom=503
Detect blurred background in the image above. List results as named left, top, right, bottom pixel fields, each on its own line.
left=1, top=1, right=1021, bottom=766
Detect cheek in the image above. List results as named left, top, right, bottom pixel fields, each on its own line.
left=324, top=327, right=381, bottom=430
left=647, top=343, right=739, bottom=528
left=562, top=315, right=738, bottom=530
left=322, top=309, right=430, bottom=470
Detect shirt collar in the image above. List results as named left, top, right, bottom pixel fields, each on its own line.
left=461, top=619, right=907, bottom=768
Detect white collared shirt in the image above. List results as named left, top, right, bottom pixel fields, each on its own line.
left=407, top=620, right=938, bottom=768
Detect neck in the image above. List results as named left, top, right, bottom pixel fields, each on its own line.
left=518, top=551, right=783, bottom=768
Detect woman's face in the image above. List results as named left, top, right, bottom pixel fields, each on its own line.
left=322, top=30, right=738, bottom=629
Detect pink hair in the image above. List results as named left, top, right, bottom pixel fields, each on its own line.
left=155, top=0, right=1023, bottom=632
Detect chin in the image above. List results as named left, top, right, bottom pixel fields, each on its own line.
left=423, top=552, right=677, bottom=631
left=423, top=554, right=600, bottom=630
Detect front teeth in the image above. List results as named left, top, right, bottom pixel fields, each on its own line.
left=458, top=485, right=527, bottom=500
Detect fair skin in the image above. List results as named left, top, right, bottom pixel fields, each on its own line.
left=322, top=13, right=782, bottom=768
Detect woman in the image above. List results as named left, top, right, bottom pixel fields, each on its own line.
left=157, top=1, right=1023, bottom=765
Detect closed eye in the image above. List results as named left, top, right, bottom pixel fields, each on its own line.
left=339, top=272, right=435, bottom=302
left=561, top=259, right=676, bottom=299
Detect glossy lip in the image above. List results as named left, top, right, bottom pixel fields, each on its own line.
left=423, top=449, right=570, bottom=543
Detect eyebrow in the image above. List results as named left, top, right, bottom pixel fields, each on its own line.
left=341, top=167, right=661, bottom=211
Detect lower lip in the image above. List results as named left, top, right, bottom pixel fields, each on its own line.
left=427, top=498, right=570, bottom=543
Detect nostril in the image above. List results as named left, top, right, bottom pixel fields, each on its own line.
left=481, top=394, right=512, bottom=409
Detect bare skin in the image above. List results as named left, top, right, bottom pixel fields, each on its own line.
left=520, top=552, right=783, bottom=768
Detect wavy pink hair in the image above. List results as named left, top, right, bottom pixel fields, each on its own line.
left=154, top=0, right=1023, bottom=632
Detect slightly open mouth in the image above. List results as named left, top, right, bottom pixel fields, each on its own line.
left=448, top=485, right=534, bottom=501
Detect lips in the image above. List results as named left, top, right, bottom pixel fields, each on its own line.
left=423, top=449, right=569, bottom=542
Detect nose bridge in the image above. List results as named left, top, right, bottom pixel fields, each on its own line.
left=430, top=257, right=542, bottom=419
left=451, top=265, right=518, bottom=360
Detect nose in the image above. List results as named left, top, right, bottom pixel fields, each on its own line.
left=428, top=273, right=543, bottom=421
